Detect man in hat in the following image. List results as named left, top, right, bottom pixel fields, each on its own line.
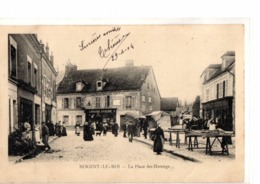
left=41, top=122, right=51, bottom=151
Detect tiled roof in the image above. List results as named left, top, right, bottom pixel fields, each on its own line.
left=221, top=51, right=235, bottom=58
left=204, top=60, right=235, bottom=84
left=57, top=66, right=151, bottom=94
left=160, top=97, right=179, bottom=111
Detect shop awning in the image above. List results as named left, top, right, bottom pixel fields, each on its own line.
left=202, top=97, right=233, bottom=110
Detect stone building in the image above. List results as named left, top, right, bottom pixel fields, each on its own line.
left=8, top=34, right=57, bottom=135
left=160, top=97, right=180, bottom=126
left=200, top=51, right=235, bottom=131
left=56, top=62, right=161, bottom=128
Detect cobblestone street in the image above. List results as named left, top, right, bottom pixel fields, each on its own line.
left=23, top=130, right=191, bottom=165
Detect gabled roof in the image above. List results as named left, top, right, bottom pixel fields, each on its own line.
left=204, top=60, right=235, bottom=84
left=160, top=97, right=179, bottom=111
left=200, top=64, right=221, bottom=77
left=57, top=66, right=152, bottom=94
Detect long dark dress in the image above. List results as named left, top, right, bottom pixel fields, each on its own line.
left=83, top=124, right=94, bottom=141
left=153, top=127, right=165, bottom=154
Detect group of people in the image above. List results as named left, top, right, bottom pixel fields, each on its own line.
left=179, top=114, right=230, bottom=131
left=78, top=120, right=120, bottom=141
left=41, top=121, right=67, bottom=152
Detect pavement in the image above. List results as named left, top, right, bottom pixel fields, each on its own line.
left=134, top=132, right=236, bottom=164
left=9, top=130, right=235, bottom=164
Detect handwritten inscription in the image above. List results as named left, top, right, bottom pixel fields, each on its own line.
left=98, top=32, right=131, bottom=59
left=103, top=27, right=121, bottom=36
left=79, top=33, right=101, bottom=51
left=79, top=26, right=134, bottom=69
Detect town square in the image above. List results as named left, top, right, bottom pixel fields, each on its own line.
left=3, top=25, right=244, bottom=183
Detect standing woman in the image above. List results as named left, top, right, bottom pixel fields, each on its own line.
left=75, top=121, right=81, bottom=136
left=153, top=123, right=165, bottom=155
left=83, top=122, right=94, bottom=141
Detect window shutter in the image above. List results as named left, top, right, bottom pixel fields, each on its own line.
left=110, top=96, right=112, bottom=107
left=122, top=97, right=125, bottom=109
left=74, top=98, right=76, bottom=109
left=62, top=98, right=64, bottom=109
left=226, top=80, right=229, bottom=96
left=81, top=97, right=84, bottom=108
left=132, top=96, right=135, bottom=109
left=92, top=97, right=96, bottom=108
left=69, top=98, right=72, bottom=109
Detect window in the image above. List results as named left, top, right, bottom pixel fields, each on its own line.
left=126, top=96, right=132, bottom=109
left=105, top=96, right=110, bottom=107
left=148, top=97, right=152, bottom=103
left=76, top=115, right=82, bottom=125
left=142, top=104, right=146, bottom=111
left=63, top=116, right=69, bottom=124
left=142, top=95, right=145, bottom=102
left=225, top=80, right=229, bottom=96
left=53, top=80, right=56, bottom=98
left=64, top=98, right=69, bottom=109
left=96, top=81, right=103, bottom=91
left=47, top=80, right=50, bottom=96
left=206, top=89, right=209, bottom=101
left=76, top=82, right=82, bottom=91
left=9, top=36, right=17, bottom=78
left=216, top=83, right=219, bottom=99
left=149, top=106, right=153, bottom=111
left=219, top=82, right=223, bottom=98
left=43, top=76, right=46, bottom=96
left=10, top=45, right=17, bottom=78
left=96, top=97, right=101, bottom=108
left=76, top=97, right=82, bottom=108
left=34, top=65, right=37, bottom=88
left=27, top=56, right=32, bottom=84
left=147, top=83, right=150, bottom=89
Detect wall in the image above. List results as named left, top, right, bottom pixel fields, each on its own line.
left=8, top=82, right=18, bottom=132
left=201, top=72, right=234, bottom=103
left=140, top=69, right=161, bottom=114
left=57, top=90, right=141, bottom=126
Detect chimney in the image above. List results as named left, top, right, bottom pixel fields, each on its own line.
left=45, top=43, right=49, bottom=59
left=125, top=60, right=134, bottom=67
left=39, top=40, right=45, bottom=53
left=65, top=60, right=77, bottom=77
left=50, top=51, right=54, bottom=66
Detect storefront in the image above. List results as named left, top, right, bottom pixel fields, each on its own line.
left=85, top=108, right=117, bottom=127
left=202, top=97, right=233, bottom=131
left=19, top=97, right=33, bottom=131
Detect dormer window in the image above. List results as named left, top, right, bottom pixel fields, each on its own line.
left=96, top=81, right=103, bottom=91
left=96, top=78, right=108, bottom=91
left=76, top=82, right=83, bottom=91
left=222, top=59, right=227, bottom=70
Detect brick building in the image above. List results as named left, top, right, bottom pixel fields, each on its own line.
left=56, top=62, right=161, bottom=128
left=8, top=34, right=57, bottom=135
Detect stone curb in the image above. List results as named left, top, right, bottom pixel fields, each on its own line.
left=133, top=138, right=200, bottom=162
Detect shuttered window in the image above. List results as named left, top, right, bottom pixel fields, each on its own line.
left=63, top=98, right=69, bottom=109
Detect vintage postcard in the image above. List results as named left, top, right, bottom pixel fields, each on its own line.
left=0, top=23, right=245, bottom=183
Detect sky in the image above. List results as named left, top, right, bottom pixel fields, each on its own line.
left=37, top=25, right=243, bottom=103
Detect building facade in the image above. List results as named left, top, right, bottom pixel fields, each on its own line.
left=56, top=62, right=161, bottom=128
left=200, top=51, right=235, bottom=131
left=8, top=34, right=57, bottom=135
left=160, top=97, right=180, bottom=125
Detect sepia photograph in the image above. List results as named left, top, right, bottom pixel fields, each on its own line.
left=0, top=24, right=244, bottom=183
